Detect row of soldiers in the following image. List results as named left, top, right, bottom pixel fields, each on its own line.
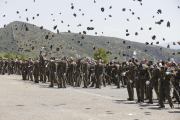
left=0, top=51, right=179, bottom=109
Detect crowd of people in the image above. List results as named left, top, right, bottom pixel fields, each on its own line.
left=0, top=50, right=179, bottom=109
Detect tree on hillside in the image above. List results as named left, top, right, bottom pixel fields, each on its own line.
left=20, top=53, right=28, bottom=60
left=3, top=52, right=13, bottom=58
left=0, top=53, right=3, bottom=59
left=93, top=47, right=108, bottom=62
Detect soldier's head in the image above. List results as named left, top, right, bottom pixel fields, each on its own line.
left=135, top=59, right=138, bottom=63
left=102, top=60, right=104, bottom=64
left=29, top=58, right=32, bottom=62
left=158, top=60, right=162, bottom=63
left=166, top=61, right=173, bottom=67
left=98, top=59, right=102, bottom=63
left=149, top=61, right=153, bottom=65
left=70, top=57, right=74, bottom=62
left=62, top=56, right=66, bottom=60
left=178, top=62, right=180, bottom=66
left=141, top=58, right=146, bottom=64
left=161, top=60, right=165, bottom=65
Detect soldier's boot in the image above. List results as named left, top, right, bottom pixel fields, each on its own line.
left=30, top=74, right=33, bottom=81
left=49, top=77, right=54, bottom=87
left=39, top=72, right=43, bottom=82
left=63, top=79, right=66, bottom=88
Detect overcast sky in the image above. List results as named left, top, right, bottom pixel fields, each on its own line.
left=0, top=0, right=180, bottom=48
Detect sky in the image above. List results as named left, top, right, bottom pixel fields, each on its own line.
left=0, top=0, right=180, bottom=49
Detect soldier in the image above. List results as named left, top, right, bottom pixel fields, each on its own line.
left=69, top=57, right=76, bottom=86
left=7, top=58, right=11, bottom=75
left=119, top=62, right=126, bottom=87
left=0, top=59, right=2, bottom=74
left=1, top=59, right=6, bottom=75
left=147, top=61, right=161, bottom=104
left=82, top=58, right=90, bottom=88
left=172, top=62, right=180, bottom=104
left=27, top=58, right=34, bottom=81
left=101, top=60, right=106, bottom=87
left=156, top=61, right=176, bottom=108
left=95, top=59, right=104, bottom=88
left=75, top=58, right=82, bottom=87
left=48, top=57, right=56, bottom=87
left=132, top=51, right=151, bottom=102
left=126, top=61, right=136, bottom=101
left=90, top=61, right=96, bottom=87
left=106, top=62, right=113, bottom=85
left=33, top=58, right=39, bottom=83
left=57, top=56, right=67, bottom=88
left=112, top=62, right=120, bottom=88
left=21, top=60, right=27, bottom=80
left=39, top=51, right=45, bottom=82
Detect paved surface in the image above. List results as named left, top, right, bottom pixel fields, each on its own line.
left=0, top=74, right=180, bottom=120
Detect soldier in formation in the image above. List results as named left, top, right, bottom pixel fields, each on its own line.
left=0, top=50, right=179, bottom=109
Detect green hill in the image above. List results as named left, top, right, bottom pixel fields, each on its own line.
left=0, top=21, right=179, bottom=62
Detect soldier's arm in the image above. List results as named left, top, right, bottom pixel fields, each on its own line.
left=150, top=68, right=159, bottom=81
left=132, top=58, right=139, bottom=67
left=146, top=67, right=151, bottom=80
left=64, top=62, right=68, bottom=73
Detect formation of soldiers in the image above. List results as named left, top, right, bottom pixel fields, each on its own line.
left=0, top=51, right=180, bottom=109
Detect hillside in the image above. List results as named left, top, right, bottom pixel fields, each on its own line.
left=0, top=21, right=179, bottom=62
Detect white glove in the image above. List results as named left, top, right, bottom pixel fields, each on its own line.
left=74, top=71, right=76, bottom=73
left=133, top=51, right=137, bottom=56
left=64, top=73, right=66, bottom=76
left=124, top=57, right=126, bottom=61
left=83, top=73, right=85, bottom=75
left=13, top=67, right=14, bottom=68
left=115, top=74, right=118, bottom=78
left=54, top=72, right=56, bottom=74
left=31, top=70, right=33, bottom=73
left=91, top=69, right=94, bottom=70
left=101, top=74, right=103, bottom=78
left=159, top=63, right=162, bottom=67
left=91, top=74, right=92, bottom=76
left=170, top=58, right=175, bottom=63
left=45, top=65, right=47, bottom=68
left=146, top=81, right=150, bottom=85
left=24, top=71, right=25, bottom=72
left=166, top=72, right=170, bottom=75
left=129, top=80, right=133, bottom=83
left=123, top=72, right=126, bottom=76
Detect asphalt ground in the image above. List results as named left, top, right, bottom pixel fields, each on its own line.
left=0, top=74, right=180, bottom=120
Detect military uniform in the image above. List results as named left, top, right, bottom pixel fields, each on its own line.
left=90, top=63, right=96, bottom=87
left=148, top=66, right=161, bottom=103
left=95, top=63, right=104, bottom=88
left=119, top=63, right=126, bottom=87
left=27, top=60, right=34, bottom=81
left=173, top=66, right=180, bottom=103
left=159, top=66, right=176, bottom=108
left=75, top=59, right=82, bottom=87
left=132, top=58, right=151, bottom=102
left=21, top=61, right=27, bottom=80
left=112, top=64, right=120, bottom=88
left=33, top=61, right=39, bottom=83
left=82, top=62, right=90, bottom=88
left=57, top=60, right=67, bottom=88
left=127, top=63, right=136, bottom=100
left=69, top=61, right=76, bottom=86
left=48, top=60, right=56, bottom=87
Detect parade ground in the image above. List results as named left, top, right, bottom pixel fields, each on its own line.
left=0, top=75, right=179, bottom=120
